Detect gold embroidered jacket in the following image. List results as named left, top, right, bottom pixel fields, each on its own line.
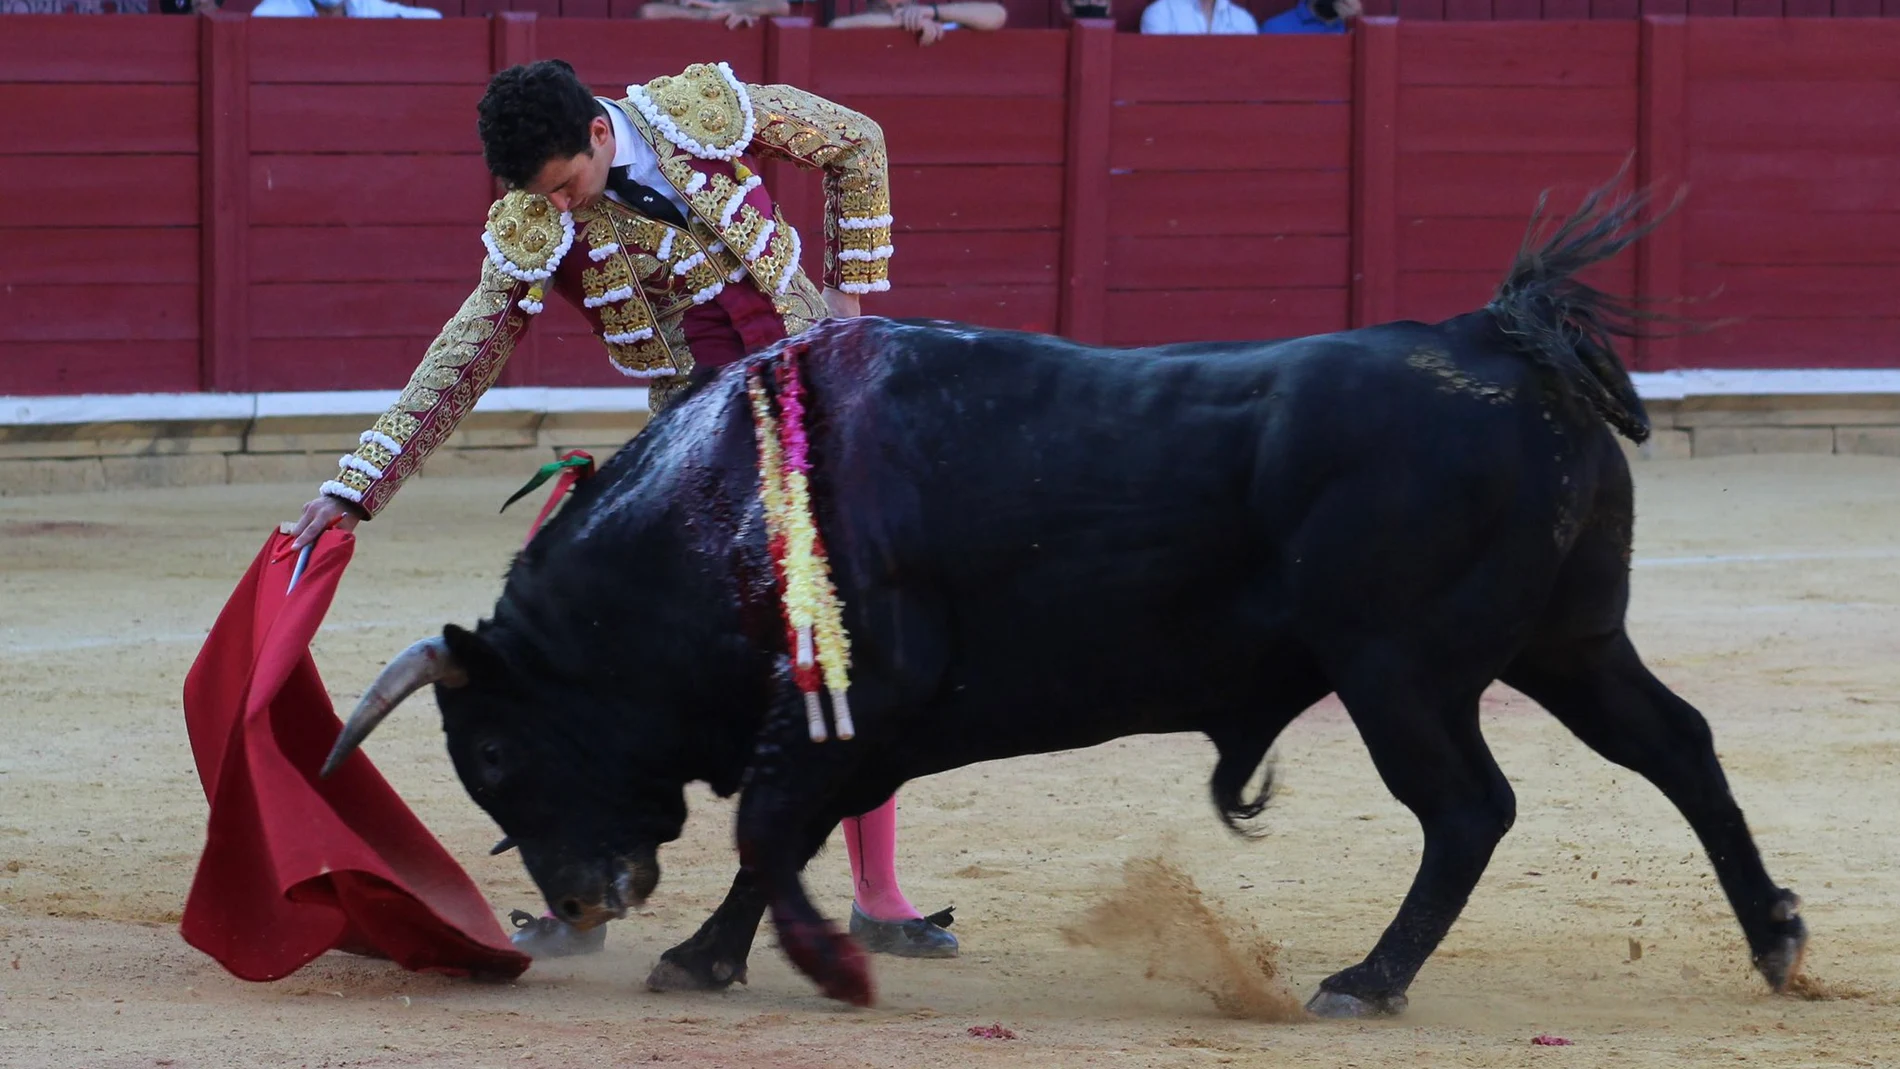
left=320, top=62, right=892, bottom=519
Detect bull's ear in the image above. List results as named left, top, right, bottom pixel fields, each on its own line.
left=441, top=623, right=507, bottom=687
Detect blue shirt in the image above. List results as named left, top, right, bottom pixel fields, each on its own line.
left=1259, top=2, right=1346, bottom=32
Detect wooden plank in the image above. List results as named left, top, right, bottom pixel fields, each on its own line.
left=859, top=283, right=1060, bottom=333
left=810, top=29, right=1066, bottom=98
left=1397, top=216, right=1535, bottom=272
left=1396, top=152, right=1637, bottom=217
left=832, top=96, right=1066, bottom=165
left=1109, top=103, right=1350, bottom=172
left=0, top=16, right=198, bottom=84
left=1733, top=0, right=1782, bottom=12
left=1641, top=0, right=1688, bottom=13
left=1444, top=0, right=1492, bottom=17
left=1783, top=0, right=1833, bottom=13
left=251, top=282, right=473, bottom=339
left=1397, top=0, right=1447, bottom=16
left=246, top=338, right=434, bottom=391
left=1542, top=0, right=1592, bottom=14
left=1396, top=271, right=1509, bottom=324
left=1686, top=211, right=1900, bottom=266
left=529, top=332, right=626, bottom=389
left=1832, top=0, right=1882, bottom=13
left=1101, top=288, right=1349, bottom=346
left=1686, top=152, right=1900, bottom=214
left=885, top=231, right=1061, bottom=286
left=1685, top=0, right=1733, bottom=12
left=249, top=20, right=491, bottom=84
left=0, top=229, right=198, bottom=287
left=1678, top=318, right=1900, bottom=369
left=203, top=11, right=249, bottom=393
left=0, top=342, right=202, bottom=397
left=0, top=85, right=197, bottom=156
left=537, top=20, right=770, bottom=85
left=1110, top=36, right=1351, bottom=103
left=1687, top=82, right=1900, bottom=152
left=561, top=0, right=612, bottom=15
left=1636, top=13, right=1684, bottom=372
left=250, top=84, right=486, bottom=154
left=1682, top=264, right=1900, bottom=320
left=892, top=165, right=1065, bottom=232
left=1397, top=87, right=1637, bottom=155
left=1058, top=20, right=1112, bottom=344
left=1396, top=22, right=1637, bottom=87
left=249, top=226, right=479, bottom=283
left=1492, top=0, right=1543, bottom=15
left=1109, top=169, right=1350, bottom=236
left=1106, top=234, right=1350, bottom=291
left=1352, top=17, right=1398, bottom=328
left=1592, top=0, right=1639, bottom=15
left=249, top=154, right=491, bottom=226
left=0, top=156, right=198, bottom=228
left=0, top=285, right=199, bottom=343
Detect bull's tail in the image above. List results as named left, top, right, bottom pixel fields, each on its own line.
left=1485, top=163, right=1694, bottom=445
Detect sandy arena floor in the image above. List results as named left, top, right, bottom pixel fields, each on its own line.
left=2, top=455, right=1898, bottom=1068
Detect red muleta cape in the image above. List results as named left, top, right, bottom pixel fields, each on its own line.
left=179, top=529, right=530, bottom=982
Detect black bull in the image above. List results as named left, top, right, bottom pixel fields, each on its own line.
left=324, top=180, right=1806, bottom=1017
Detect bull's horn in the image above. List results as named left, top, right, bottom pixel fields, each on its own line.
left=319, top=635, right=468, bottom=779
left=490, top=836, right=517, bottom=856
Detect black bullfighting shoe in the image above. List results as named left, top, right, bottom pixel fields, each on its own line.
left=508, top=909, right=608, bottom=958
left=848, top=904, right=959, bottom=959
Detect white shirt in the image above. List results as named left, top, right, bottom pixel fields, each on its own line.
left=601, top=98, right=693, bottom=221
left=1139, top=0, right=1258, bottom=34
left=251, top=0, right=442, bottom=16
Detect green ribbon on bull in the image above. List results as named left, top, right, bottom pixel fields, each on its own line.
left=499, top=452, right=596, bottom=514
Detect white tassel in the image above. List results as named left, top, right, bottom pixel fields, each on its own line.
left=588, top=242, right=621, bottom=262
left=359, top=430, right=403, bottom=456
left=829, top=690, right=855, bottom=741
left=838, top=279, right=890, bottom=295
left=838, top=214, right=893, bottom=230
left=804, top=690, right=828, bottom=743
left=657, top=230, right=675, bottom=259
left=319, top=479, right=364, bottom=503
left=338, top=454, right=383, bottom=480
left=584, top=285, right=634, bottom=309
left=838, top=245, right=894, bottom=262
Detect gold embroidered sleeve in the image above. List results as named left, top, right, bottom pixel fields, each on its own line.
left=320, top=260, right=531, bottom=519
left=745, top=83, right=892, bottom=295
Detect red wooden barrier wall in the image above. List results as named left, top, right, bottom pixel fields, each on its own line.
left=4, top=14, right=1900, bottom=397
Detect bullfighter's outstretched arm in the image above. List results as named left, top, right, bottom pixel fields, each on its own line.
left=321, top=193, right=574, bottom=518
left=743, top=83, right=893, bottom=296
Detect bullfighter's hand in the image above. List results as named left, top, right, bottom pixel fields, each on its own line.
left=724, top=10, right=759, bottom=26
left=823, top=286, right=861, bottom=320
left=285, top=494, right=363, bottom=550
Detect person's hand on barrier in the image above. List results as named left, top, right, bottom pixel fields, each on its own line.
left=724, top=10, right=759, bottom=26
left=285, top=494, right=363, bottom=550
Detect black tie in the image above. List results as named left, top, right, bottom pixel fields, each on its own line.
left=607, top=165, right=687, bottom=228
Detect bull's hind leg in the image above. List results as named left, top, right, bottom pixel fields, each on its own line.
left=1308, top=665, right=1517, bottom=1018
left=1501, top=631, right=1806, bottom=992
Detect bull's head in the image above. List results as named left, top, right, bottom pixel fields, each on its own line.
left=320, top=626, right=687, bottom=931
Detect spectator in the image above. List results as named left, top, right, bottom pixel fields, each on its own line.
left=252, top=0, right=442, bottom=16
left=828, top=0, right=1007, bottom=42
left=1259, top=0, right=1359, bottom=32
left=1139, top=0, right=1255, bottom=34
left=636, top=0, right=791, bottom=28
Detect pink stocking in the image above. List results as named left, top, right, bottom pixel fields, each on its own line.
left=842, top=796, right=921, bottom=922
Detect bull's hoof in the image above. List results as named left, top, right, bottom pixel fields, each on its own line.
left=645, top=946, right=748, bottom=993
left=1305, top=989, right=1408, bottom=1019
left=1755, top=890, right=1809, bottom=993
left=508, top=909, right=607, bottom=959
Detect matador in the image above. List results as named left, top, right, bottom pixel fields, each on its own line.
left=286, top=58, right=955, bottom=964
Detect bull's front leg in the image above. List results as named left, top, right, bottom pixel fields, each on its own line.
left=645, top=867, right=767, bottom=992
left=736, top=715, right=874, bottom=1006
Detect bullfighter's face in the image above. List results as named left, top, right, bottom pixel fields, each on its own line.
left=435, top=623, right=687, bottom=931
